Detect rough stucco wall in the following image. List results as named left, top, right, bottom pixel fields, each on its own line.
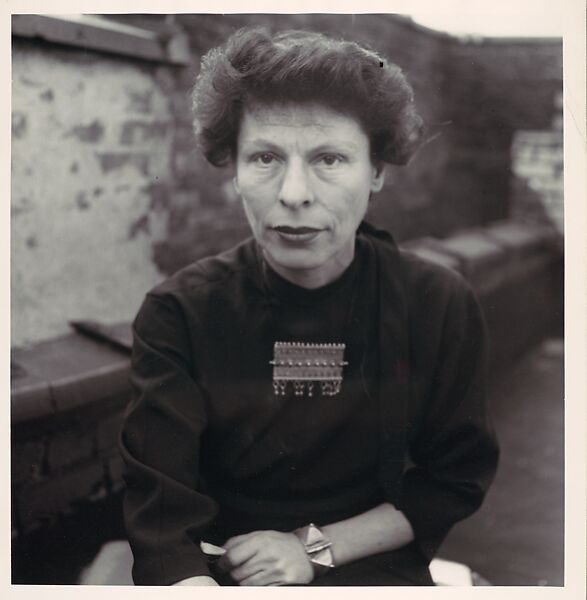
left=11, top=40, right=172, bottom=347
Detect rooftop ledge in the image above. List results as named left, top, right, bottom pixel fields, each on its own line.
left=12, top=14, right=192, bottom=65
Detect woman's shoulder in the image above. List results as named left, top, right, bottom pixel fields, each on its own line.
left=398, top=249, right=484, bottom=337
left=360, top=221, right=472, bottom=302
left=145, top=237, right=259, bottom=306
left=400, top=249, right=470, bottom=299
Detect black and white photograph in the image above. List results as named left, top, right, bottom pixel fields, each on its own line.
left=7, top=1, right=585, bottom=593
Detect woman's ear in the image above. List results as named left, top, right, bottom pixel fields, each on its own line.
left=370, top=165, right=385, bottom=193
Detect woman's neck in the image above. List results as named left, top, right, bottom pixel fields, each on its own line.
left=261, top=245, right=355, bottom=290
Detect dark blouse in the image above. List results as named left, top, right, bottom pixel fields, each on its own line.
left=120, top=223, right=499, bottom=586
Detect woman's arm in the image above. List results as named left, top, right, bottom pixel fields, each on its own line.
left=396, top=278, right=499, bottom=561
left=120, top=294, right=219, bottom=585
left=322, top=502, right=414, bottom=564
left=215, top=502, right=413, bottom=585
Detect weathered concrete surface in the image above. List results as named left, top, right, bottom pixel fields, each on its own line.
left=439, top=339, right=564, bottom=585
left=11, top=41, right=173, bottom=347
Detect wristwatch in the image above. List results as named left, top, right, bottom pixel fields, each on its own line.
left=294, top=523, right=335, bottom=576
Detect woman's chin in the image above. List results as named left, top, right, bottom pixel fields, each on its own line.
left=263, top=249, right=348, bottom=287
left=267, top=256, right=325, bottom=275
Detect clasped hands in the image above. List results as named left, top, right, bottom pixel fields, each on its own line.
left=215, top=530, right=314, bottom=586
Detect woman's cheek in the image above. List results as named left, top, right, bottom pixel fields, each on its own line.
left=260, top=174, right=280, bottom=192
left=240, top=184, right=277, bottom=229
left=314, top=166, right=344, bottom=183
left=240, top=168, right=281, bottom=196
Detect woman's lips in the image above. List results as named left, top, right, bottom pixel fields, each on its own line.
left=272, top=225, right=323, bottom=242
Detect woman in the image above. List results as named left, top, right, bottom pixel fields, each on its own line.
left=120, top=27, right=499, bottom=586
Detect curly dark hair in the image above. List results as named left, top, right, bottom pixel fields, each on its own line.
left=192, top=27, right=424, bottom=167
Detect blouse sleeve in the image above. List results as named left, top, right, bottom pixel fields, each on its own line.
left=119, top=293, right=218, bottom=585
left=398, top=280, right=500, bottom=562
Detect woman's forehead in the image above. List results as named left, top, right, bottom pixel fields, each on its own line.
left=238, top=102, right=368, bottom=147
left=243, top=101, right=356, bottom=127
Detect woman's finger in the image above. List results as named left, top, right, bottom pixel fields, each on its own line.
left=229, top=558, right=269, bottom=583
left=238, top=570, right=283, bottom=586
left=217, top=538, right=259, bottom=570
left=223, top=533, right=255, bottom=550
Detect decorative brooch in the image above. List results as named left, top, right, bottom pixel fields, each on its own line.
left=269, top=341, right=348, bottom=397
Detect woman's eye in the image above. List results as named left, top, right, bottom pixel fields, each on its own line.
left=318, top=154, right=342, bottom=167
left=254, top=153, right=276, bottom=165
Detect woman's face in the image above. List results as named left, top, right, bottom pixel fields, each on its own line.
left=234, top=102, right=384, bottom=289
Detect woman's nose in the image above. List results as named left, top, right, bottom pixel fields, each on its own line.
left=278, top=160, right=314, bottom=209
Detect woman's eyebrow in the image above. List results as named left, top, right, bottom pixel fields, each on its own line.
left=240, top=138, right=360, bottom=154
left=309, top=142, right=360, bottom=155
left=239, top=138, right=284, bottom=152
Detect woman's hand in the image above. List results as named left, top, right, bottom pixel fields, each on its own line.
left=217, top=530, right=314, bottom=586
left=172, top=575, right=219, bottom=586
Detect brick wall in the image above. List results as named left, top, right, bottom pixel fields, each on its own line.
left=150, top=15, right=564, bottom=274
left=11, top=16, right=562, bottom=346
left=510, top=92, right=564, bottom=234
left=11, top=327, right=131, bottom=541
left=154, top=14, right=456, bottom=273
left=439, top=37, right=563, bottom=232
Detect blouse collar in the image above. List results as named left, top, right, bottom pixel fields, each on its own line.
left=260, top=238, right=364, bottom=307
